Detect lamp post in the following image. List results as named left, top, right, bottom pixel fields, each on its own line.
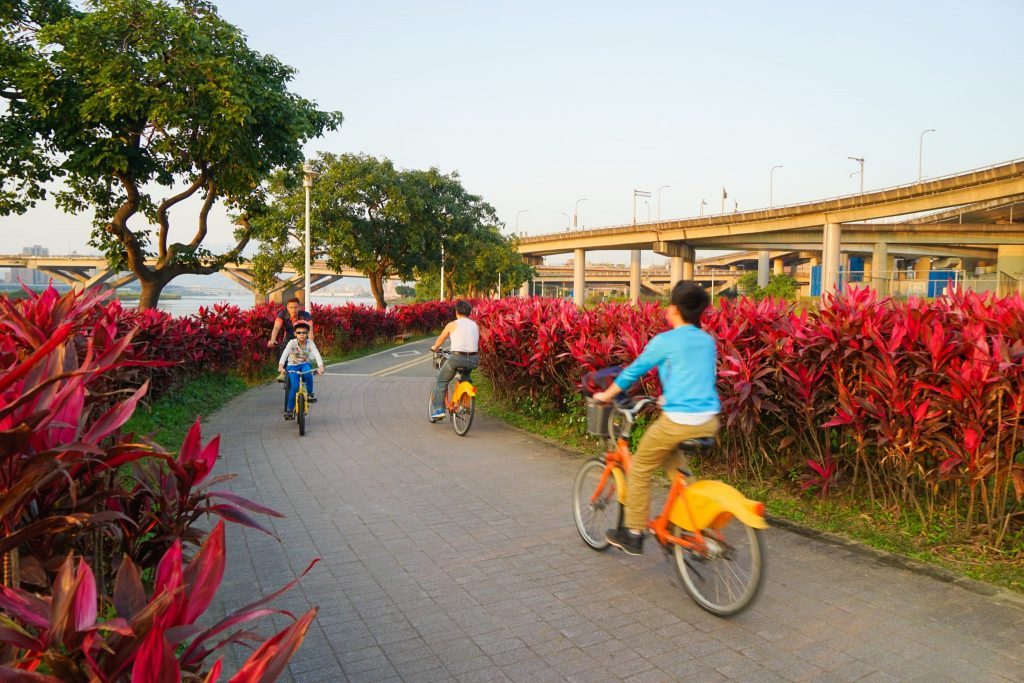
left=561, top=212, right=571, bottom=230
left=848, top=156, right=864, bottom=193
left=769, top=165, right=783, bottom=208
left=699, top=198, right=707, bottom=216
left=439, top=236, right=445, bottom=301
left=515, top=209, right=529, bottom=235
left=918, top=128, right=935, bottom=183
left=632, top=189, right=651, bottom=224
left=573, top=198, right=587, bottom=229
left=302, top=162, right=318, bottom=313
left=657, top=185, right=670, bottom=220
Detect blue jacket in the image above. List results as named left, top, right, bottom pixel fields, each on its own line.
left=613, top=325, right=720, bottom=414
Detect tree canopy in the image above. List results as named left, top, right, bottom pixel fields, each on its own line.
left=252, top=152, right=529, bottom=308
left=1, top=0, right=342, bottom=308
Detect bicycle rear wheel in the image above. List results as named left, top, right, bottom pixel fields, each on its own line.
left=572, top=458, right=621, bottom=550
left=670, top=520, right=763, bottom=616
left=296, top=393, right=307, bottom=436
left=451, top=392, right=475, bottom=436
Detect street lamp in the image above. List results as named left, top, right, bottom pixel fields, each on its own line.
left=769, top=165, right=783, bottom=208
left=699, top=198, right=707, bottom=217
left=918, top=128, right=936, bottom=183
left=439, top=235, right=445, bottom=301
left=632, top=189, right=651, bottom=224
left=643, top=200, right=650, bottom=222
left=561, top=212, right=571, bottom=230
left=573, top=198, right=587, bottom=229
left=848, top=156, right=864, bottom=193
left=515, top=209, right=529, bottom=234
left=657, top=185, right=670, bottom=220
left=302, top=162, right=318, bottom=313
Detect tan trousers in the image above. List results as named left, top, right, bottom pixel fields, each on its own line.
left=624, top=414, right=720, bottom=530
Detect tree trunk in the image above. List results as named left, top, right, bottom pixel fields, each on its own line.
left=368, top=273, right=387, bottom=310
left=137, top=277, right=170, bottom=310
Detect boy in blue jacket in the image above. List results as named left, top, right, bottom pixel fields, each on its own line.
left=592, top=281, right=720, bottom=555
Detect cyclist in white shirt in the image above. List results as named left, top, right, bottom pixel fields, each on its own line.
left=429, top=300, right=479, bottom=420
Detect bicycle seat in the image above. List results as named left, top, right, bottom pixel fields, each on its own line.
left=676, top=437, right=716, bottom=452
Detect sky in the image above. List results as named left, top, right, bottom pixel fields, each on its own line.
left=4, top=0, right=1024, bottom=268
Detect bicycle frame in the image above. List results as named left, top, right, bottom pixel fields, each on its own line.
left=286, top=369, right=312, bottom=414
left=593, top=431, right=766, bottom=556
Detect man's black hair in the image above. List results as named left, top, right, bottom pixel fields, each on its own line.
left=455, top=300, right=472, bottom=317
left=670, top=281, right=710, bottom=326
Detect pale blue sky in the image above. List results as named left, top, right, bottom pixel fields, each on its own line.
left=4, top=0, right=1024, bottom=264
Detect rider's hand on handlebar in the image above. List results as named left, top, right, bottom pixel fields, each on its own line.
left=592, top=390, right=613, bottom=404
left=316, top=367, right=325, bottom=375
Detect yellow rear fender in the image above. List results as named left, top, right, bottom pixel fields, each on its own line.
left=451, top=381, right=476, bottom=403
left=669, top=479, right=768, bottom=531
left=611, top=467, right=627, bottom=504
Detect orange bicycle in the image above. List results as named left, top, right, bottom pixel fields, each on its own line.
left=572, top=397, right=767, bottom=616
left=427, top=349, right=477, bottom=436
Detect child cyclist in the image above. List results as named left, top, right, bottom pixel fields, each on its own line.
left=591, top=281, right=720, bottom=555
left=277, top=321, right=325, bottom=420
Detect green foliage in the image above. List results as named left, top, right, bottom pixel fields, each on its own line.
left=395, top=284, right=416, bottom=298
left=1, top=0, right=342, bottom=306
left=252, top=152, right=520, bottom=308
left=737, top=272, right=800, bottom=301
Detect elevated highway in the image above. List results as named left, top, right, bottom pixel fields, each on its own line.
left=518, top=159, right=1024, bottom=303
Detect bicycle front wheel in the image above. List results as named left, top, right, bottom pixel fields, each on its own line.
left=572, top=458, right=621, bottom=550
left=671, top=520, right=763, bottom=616
left=296, top=393, right=307, bottom=436
left=451, top=392, right=475, bottom=436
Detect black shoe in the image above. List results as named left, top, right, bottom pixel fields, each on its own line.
left=283, top=411, right=294, bottom=420
left=307, top=394, right=317, bottom=403
left=606, top=528, right=644, bottom=556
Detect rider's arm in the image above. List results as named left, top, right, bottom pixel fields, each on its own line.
left=612, top=334, right=668, bottom=392
left=308, top=340, right=325, bottom=372
left=278, top=340, right=294, bottom=370
left=431, top=321, right=455, bottom=352
left=268, top=317, right=283, bottom=346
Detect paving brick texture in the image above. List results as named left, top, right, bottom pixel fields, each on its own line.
left=204, top=358, right=1024, bottom=682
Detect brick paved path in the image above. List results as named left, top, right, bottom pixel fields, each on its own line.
left=206, top=344, right=1024, bottom=682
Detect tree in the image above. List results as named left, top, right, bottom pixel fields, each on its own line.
left=415, top=228, right=533, bottom=300
left=251, top=153, right=502, bottom=309
left=736, top=272, right=800, bottom=301
left=1, top=0, right=342, bottom=308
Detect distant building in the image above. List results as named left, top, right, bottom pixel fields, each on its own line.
left=12, top=245, right=50, bottom=286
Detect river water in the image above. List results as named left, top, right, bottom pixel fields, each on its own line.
left=156, top=293, right=380, bottom=317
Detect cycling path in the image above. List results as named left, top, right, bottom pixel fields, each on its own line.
left=207, top=338, right=1024, bottom=682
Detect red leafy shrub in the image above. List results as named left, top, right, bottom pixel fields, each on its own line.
left=474, top=290, right=1024, bottom=546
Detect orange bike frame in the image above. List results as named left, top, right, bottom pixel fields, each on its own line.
left=594, top=436, right=712, bottom=553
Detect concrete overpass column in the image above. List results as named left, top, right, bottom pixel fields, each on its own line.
left=629, top=250, right=641, bottom=304
left=914, top=257, right=932, bottom=284
left=871, top=242, right=889, bottom=295
left=670, top=256, right=684, bottom=288
left=573, top=248, right=586, bottom=306
left=682, top=258, right=694, bottom=281
left=822, top=222, right=842, bottom=296
left=757, top=251, right=770, bottom=287
left=519, top=281, right=530, bottom=297
left=772, top=258, right=784, bottom=276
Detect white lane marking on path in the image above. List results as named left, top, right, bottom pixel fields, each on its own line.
left=391, top=350, right=420, bottom=358
left=374, top=353, right=432, bottom=377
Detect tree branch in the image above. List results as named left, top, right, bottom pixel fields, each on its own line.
left=193, top=214, right=252, bottom=275
left=0, top=90, right=24, bottom=100
left=157, top=171, right=207, bottom=261
left=109, top=171, right=149, bottom=281
left=189, top=179, right=216, bottom=249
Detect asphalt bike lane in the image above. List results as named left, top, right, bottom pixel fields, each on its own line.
left=205, top=345, right=1024, bottom=682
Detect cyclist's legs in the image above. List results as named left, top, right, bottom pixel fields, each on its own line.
left=432, top=358, right=457, bottom=413
left=624, top=414, right=720, bottom=530
left=285, top=362, right=311, bottom=411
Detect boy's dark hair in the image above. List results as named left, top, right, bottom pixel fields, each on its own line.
left=455, top=300, right=472, bottom=317
left=293, top=321, right=311, bottom=332
left=671, top=281, right=710, bottom=325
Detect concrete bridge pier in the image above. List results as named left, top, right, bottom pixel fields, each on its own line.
left=872, top=241, right=889, bottom=295
left=573, top=248, right=586, bottom=306
left=773, top=258, right=785, bottom=276
left=653, top=241, right=695, bottom=290
left=629, top=250, right=641, bottom=304
left=822, top=222, right=842, bottom=296
left=757, top=251, right=771, bottom=287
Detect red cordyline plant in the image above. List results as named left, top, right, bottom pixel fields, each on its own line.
left=0, top=522, right=318, bottom=682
